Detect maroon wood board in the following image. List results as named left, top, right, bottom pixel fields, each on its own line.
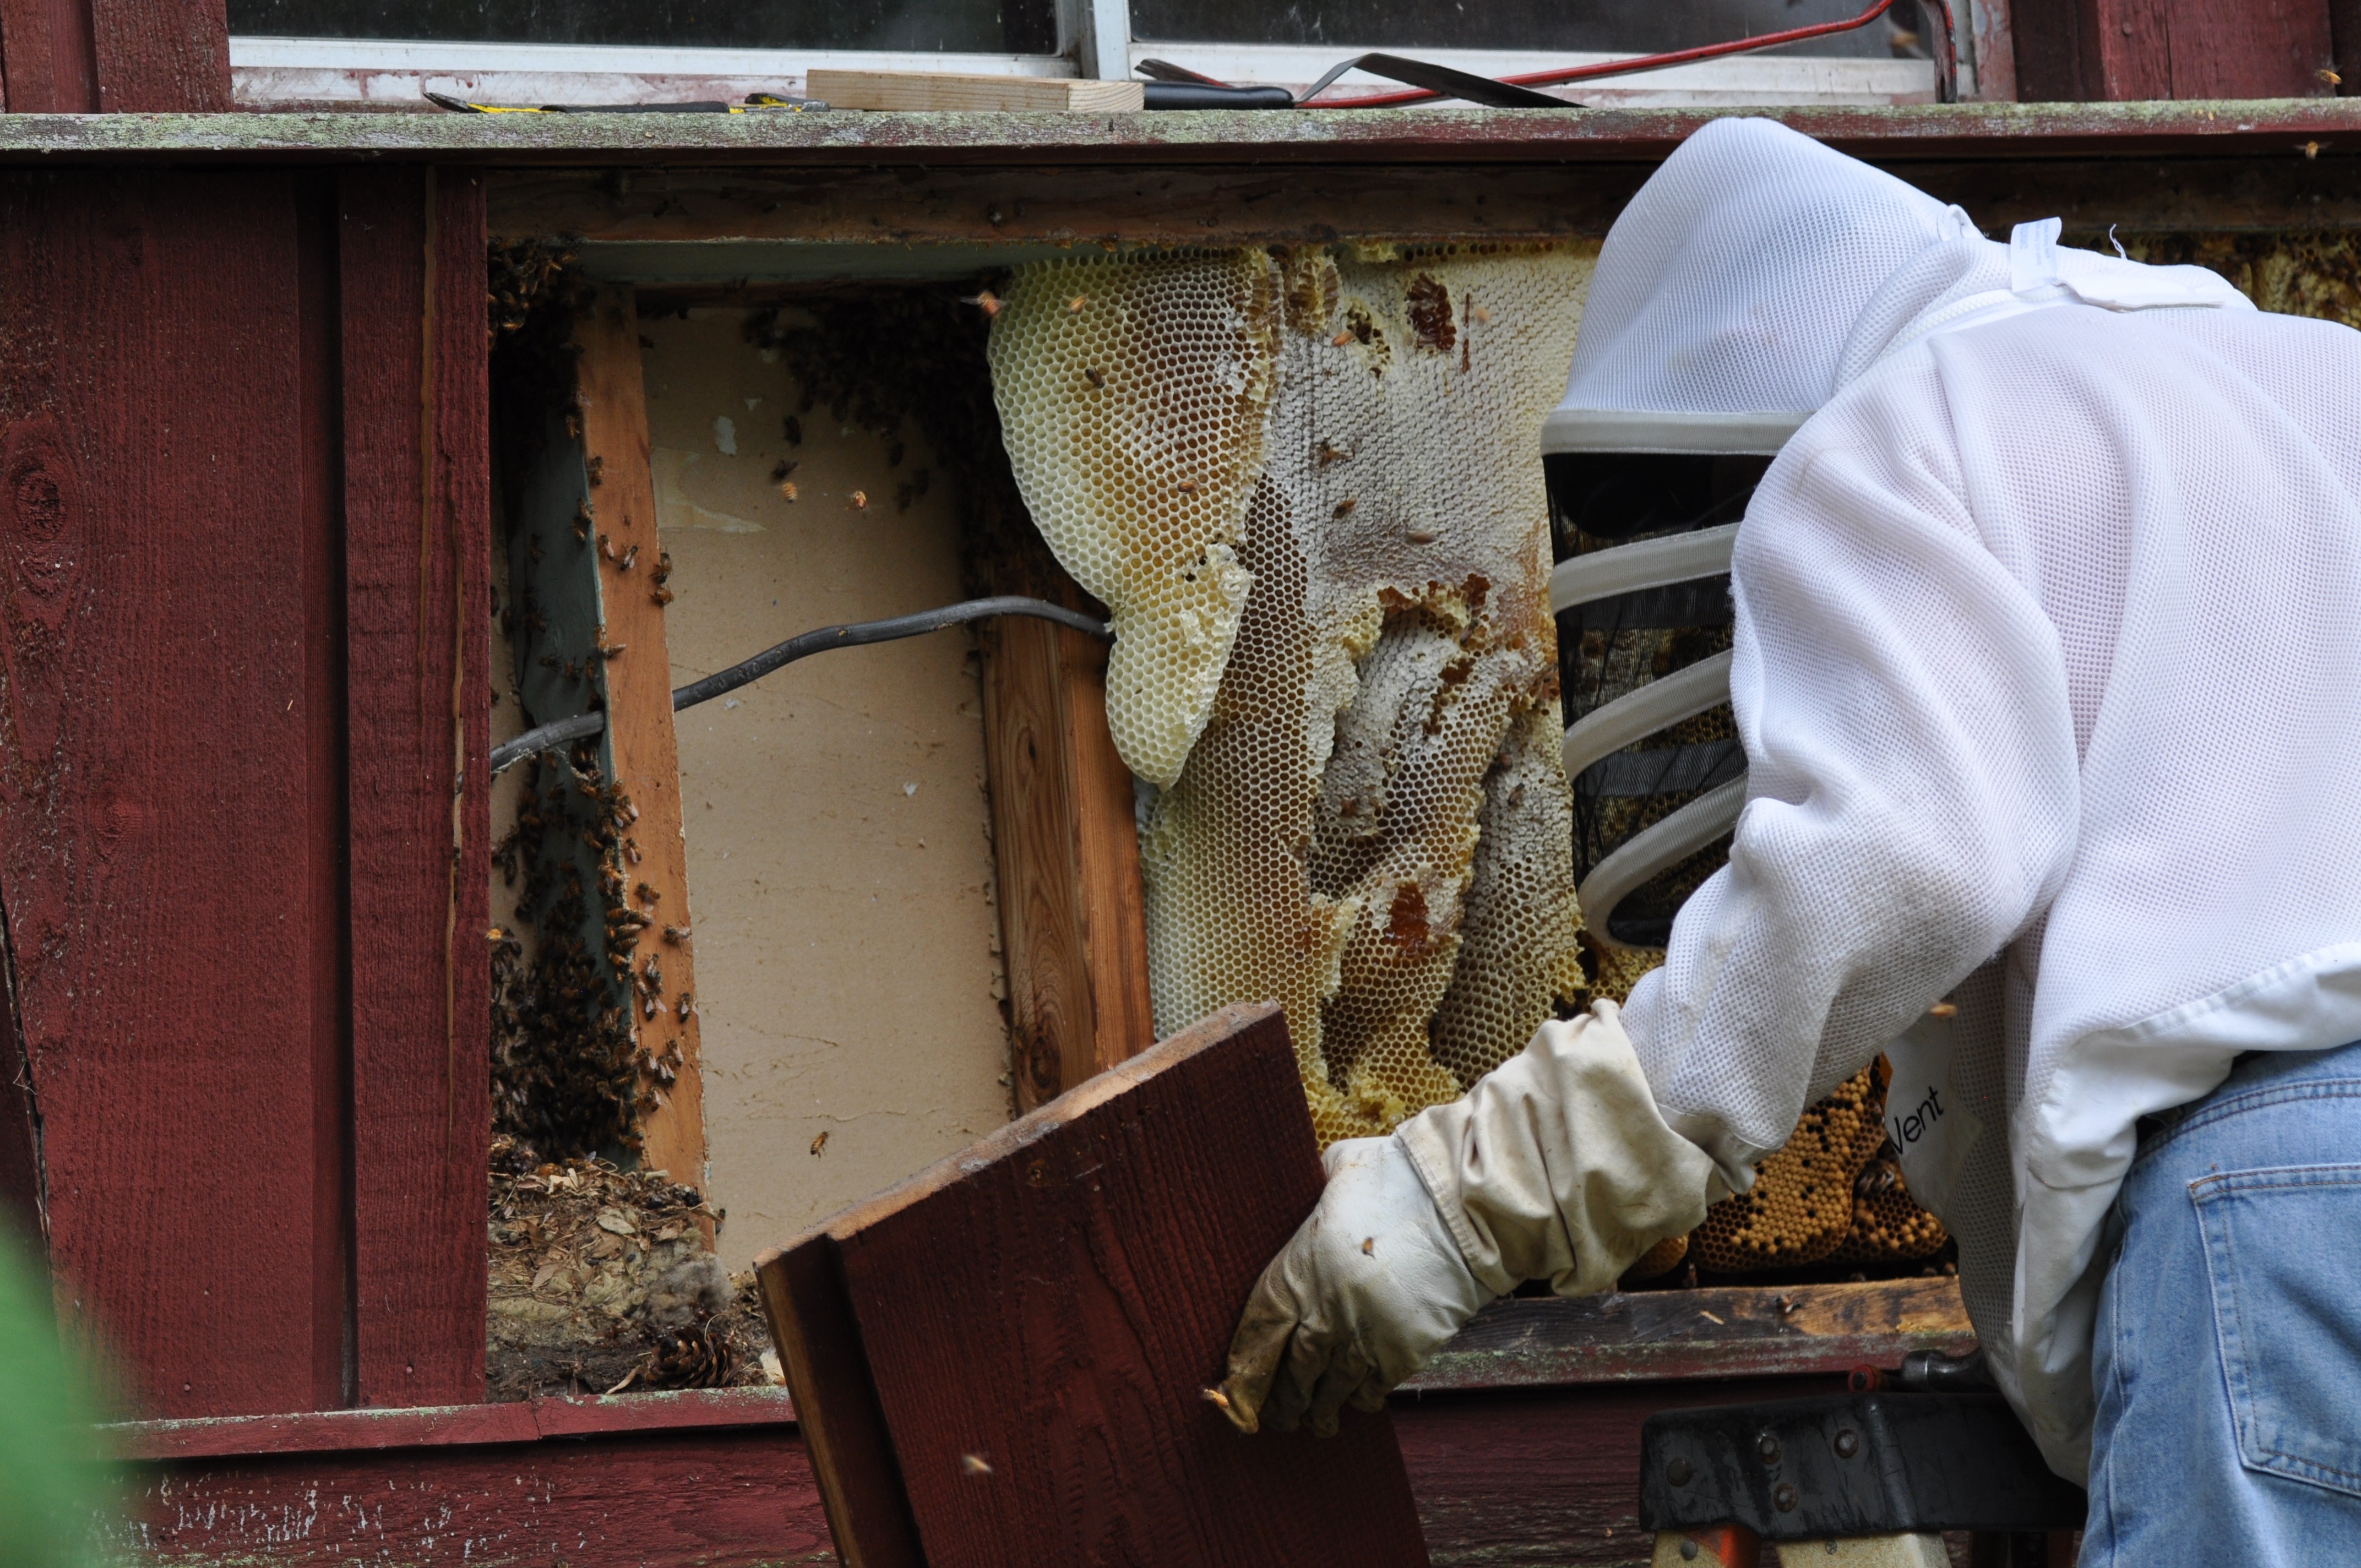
left=757, top=1001, right=1433, bottom=1568
left=0, top=165, right=488, bottom=1418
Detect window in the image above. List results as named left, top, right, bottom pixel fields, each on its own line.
left=226, top=0, right=1981, bottom=108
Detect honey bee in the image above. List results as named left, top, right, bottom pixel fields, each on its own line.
left=962, top=290, right=1004, bottom=318
left=1360, top=1237, right=1374, bottom=1255
left=599, top=642, right=627, bottom=661
left=585, top=454, right=606, bottom=486
left=850, top=489, right=868, bottom=510
left=1315, top=439, right=1348, bottom=466
left=677, top=992, right=693, bottom=1022
left=1330, top=329, right=1355, bottom=347
left=637, top=881, right=660, bottom=905
left=651, top=585, right=675, bottom=606
left=770, top=459, right=798, bottom=483
left=1407, top=530, right=1437, bottom=545
left=663, top=924, right=690, bottom=945
left=619, top=544, right=639, bottom=571
left=1332, top=498, right=1357, bottom=519
left=780, top=481, right=798, bottom=502
left=1083, top=367, right=1105, bottom=388
left=810, top=1130, right=829, bottom=1157
left=959, top=1453, right=991, bottom=1475
left=1065, top=295, right=1087, bottom=313
left=1927, top=1001, right=1959, bottom=1018
left=1200, top=1387, right=1232, bottom=1411
left=1471, top=304, right=1492, bottom=324
left=1176, top=479, right=1199, bottom=496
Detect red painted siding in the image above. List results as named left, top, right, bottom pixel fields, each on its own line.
left=0, top=166, right=488, bottom=1419
left=0, top=0, right=225, bottom=112
left=2015, top=0, right=2337, bottom=100
left=337, top=166, right=491, bottom=1411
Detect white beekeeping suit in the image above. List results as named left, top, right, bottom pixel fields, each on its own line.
left=1592, top=119, right=2361, bottom=1482
left=1223, top=118, right=2361, bottom=1485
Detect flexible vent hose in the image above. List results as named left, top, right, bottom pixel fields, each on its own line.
left=1552, top=526, right=1744, bottom=951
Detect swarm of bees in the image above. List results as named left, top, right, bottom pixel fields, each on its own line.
left=488, top=744, right=649, bottom=1161
left=486, top=238, right=580, bottom=343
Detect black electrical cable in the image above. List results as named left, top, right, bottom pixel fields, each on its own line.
left=489, top=596, right=1110, bottom=776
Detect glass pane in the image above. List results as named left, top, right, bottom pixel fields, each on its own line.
left=226, top=0, right=1059, bottom=55
left=1131, top=0, right=1906, bottom=56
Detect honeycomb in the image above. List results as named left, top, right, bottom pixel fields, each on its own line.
left=999, top=243, right=1596, bottom=1144
left=1687, top=1058, right=1951, bottom=1275
left=1693, top=1064, right=1891, bottom=1273
left=988, top=249, right=1281, bottom=787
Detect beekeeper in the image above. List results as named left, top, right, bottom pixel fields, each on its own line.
left=1222, top=116, right=2361, bottom=1562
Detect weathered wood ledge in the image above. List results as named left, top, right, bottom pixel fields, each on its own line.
left=0, top=100, right=2355, bottom=167
left=97, top=1277, right=1968, bottom=1463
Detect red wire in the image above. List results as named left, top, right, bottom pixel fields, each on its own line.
left=1300, top=0, right=1900, bottom=107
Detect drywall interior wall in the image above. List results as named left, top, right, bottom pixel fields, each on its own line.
left=641, top=307, right=1013, bottom=1271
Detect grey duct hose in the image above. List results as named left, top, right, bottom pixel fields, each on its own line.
left=489, top=596, right=1111, bottom=777
left=1555, top=524, right=1747, bottom=952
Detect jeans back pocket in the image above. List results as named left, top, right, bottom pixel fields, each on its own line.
left=2193, top=1163, right=2361, bottom=1498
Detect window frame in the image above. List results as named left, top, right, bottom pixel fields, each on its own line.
left=228, top=0, right=1996, bottom=108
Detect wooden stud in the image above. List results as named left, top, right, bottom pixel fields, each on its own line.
left=757, top=1002, right=1431, bottom=1568
left=572, top=285, right=708, bottom=1193
left=806, top=68, right=1144, bottom=113
left=981, top=614, right=1153, bottom=1109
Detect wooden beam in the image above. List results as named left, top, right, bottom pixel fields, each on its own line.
left=340, top=166, right=493, bottom=1411
left=572, top=285, right=708, bottom=1193
left=756, top=1001, right=1432, bottom=1568
left=981, top=614, right=1152, bottom=1108
left=806, top=67, right=1144, bottom=112
left=492, top=154, right=2361, bottom=266
left=1406, top=1277, right=1974, bottom=1391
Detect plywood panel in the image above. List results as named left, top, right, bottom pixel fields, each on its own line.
left=0, top=170, right=331, bottom=1417
left=759, top=1002, right=1430, bottom=1568
left=339, top=166, right=492, bottom=1409
left=643, top=308, right=1011, bottom=1271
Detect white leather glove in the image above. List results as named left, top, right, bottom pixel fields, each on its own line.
left=1220, top=1001, right=1720, bottom=1436
left=1218, top=1135, right=1489, bottom=1436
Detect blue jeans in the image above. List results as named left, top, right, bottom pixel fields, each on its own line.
left=2086, top=1039, right=2361, bottom=1566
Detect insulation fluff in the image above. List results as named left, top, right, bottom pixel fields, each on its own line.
left=988, top=251, right=1280, bottom=787
left=994, top=244, right=1596, bottom=1144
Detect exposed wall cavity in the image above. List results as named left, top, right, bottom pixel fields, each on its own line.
left=642, top=308, right=1012, bottom=1273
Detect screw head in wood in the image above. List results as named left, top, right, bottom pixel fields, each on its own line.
left=1834, top=1429, right=1859, bottom=1459
left=1774, top=1483, right=1799, bottom=1513
left=1666, top=1457, right=1693, bottom=1487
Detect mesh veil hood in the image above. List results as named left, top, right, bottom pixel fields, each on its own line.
left=1554, top=117, right=1974, bottom=425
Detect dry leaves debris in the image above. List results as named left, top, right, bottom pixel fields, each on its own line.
left=486, top=1135, right=778, bottom=1400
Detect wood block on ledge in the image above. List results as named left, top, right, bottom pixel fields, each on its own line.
left=753, top=1001, right=1430, bottom=1568
left=807, top=69, right=1146, bottom=113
